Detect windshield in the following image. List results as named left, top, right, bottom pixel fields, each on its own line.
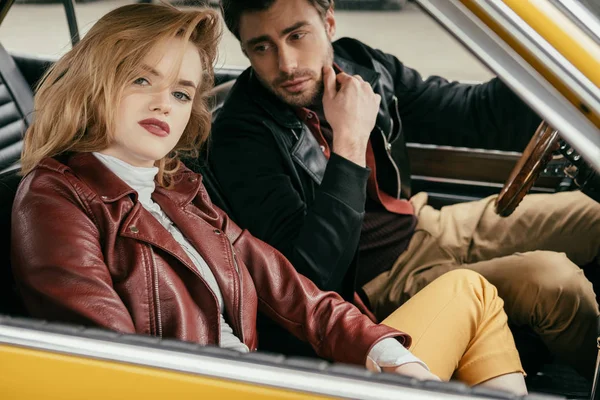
left=0, top=0, right=493, bottom=83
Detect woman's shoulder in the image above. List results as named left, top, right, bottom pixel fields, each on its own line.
left=16, top=155, right=87, bottom=206
left=21, top=155, right=76, bottom=184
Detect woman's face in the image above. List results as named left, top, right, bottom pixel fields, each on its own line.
left=101, top=38, right=202, bottom=167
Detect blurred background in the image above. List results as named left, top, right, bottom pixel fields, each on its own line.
left=0, top=0, right=495, bottom=83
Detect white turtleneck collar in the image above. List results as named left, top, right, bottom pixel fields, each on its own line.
left=93, top=152, right=159, bottom=206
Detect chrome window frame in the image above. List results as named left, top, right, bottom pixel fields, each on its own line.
left=416, top=0, right=600, bottom=172
left=0, top=321, right=485, bottom=400
left=551, top=0, right=600, bottom=43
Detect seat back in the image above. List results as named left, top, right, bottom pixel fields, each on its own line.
left=0, top=44, right=34, bottom=173
left=0, top=166, right=25, bottom=316
left=183, top=79, right=238, bottom=220
left=0, top=43, right=34, bottom=315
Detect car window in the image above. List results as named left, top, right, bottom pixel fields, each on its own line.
left=579, top=0, right=600, bottom=19
left=0, top=1, right=134, bottom=58
left=553, top=0, right=600, bottom=44
left=0, top=0, right=493, bottom=83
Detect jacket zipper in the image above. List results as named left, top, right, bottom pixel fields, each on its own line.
left=387, top=97, right=397, bottom=142
left=227, top=240, right=245, bottom=344
left=391, top=96, right=402, bottom=140
left=148, top=245, right=163, bottom=338
left=376, top=125, right=402, bottom=199
left=175, top=232, right=231, bottom=346
left=290, top=129, right=299, bottom=141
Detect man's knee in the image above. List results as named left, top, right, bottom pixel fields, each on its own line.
left=519, top=252, right=589, bottom=292
left=516, top=252, right=597, bottom=322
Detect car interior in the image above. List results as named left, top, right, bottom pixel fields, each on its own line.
left=1, top=41, right=517, bottom=400
left=1, top=1, right=600, bottom=398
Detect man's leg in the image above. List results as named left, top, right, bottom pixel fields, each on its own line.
left=364, top=192, right=600, bottom=376
left=404, top=251, right=599, bottom=379
left=469, top=191, right=600, bottom=265
left=366, top=191, right=600, bottom=314
left=421, top=191, right=600, bottom=266
left=380, top=269, right=524, bottom=388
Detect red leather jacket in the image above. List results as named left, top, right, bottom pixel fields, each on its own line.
left=11, top=153, right=409, bottom=365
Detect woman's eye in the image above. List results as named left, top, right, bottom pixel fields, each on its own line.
left=173, top=91, right=191, bottom=102
left=133, top=77, right=149, bottom=85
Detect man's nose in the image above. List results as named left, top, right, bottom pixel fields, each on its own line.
left=277, top=47, right=298, bottom=76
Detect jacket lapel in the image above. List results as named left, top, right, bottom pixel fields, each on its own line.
left=154, top=186, right=242, bottom=338
left=291, top=124, right=328, bottom=185
left=69, top=154, right=210, bottom=286
left=117, top=201, right=200, bottom=279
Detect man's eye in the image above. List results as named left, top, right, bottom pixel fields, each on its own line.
left=254, top=44, right=269, bottom=53
left=291, top=32, right=306, bottom=40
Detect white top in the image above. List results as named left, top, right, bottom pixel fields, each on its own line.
left=93, top=152, right=427, bottom=371
left=93, top=152, right=248, bottom=352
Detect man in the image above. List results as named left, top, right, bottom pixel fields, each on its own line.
left=210, top=0, right=600, bottom=378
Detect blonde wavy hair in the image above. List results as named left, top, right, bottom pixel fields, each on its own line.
left=20, top=3, right=221, bottom=187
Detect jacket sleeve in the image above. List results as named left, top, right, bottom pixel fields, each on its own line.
left=219, top=209, right=410, bottom=365
left=11, top=171, right=136, bottom=332
left=210, top=118, right=369, bottom=293
left=367, top=46, right=542, bottom=151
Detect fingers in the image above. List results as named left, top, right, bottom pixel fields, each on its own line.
left=337, top=73, right=370, bottom=90
left=337, top=73, right=376, bottom=101
left=323, top=67, right=379, bottom=107
left=336, top=72, right=353, bottom=86
left=324, top=68, right=370, bottom=98
left=374, top=93, right=382, bottom=106
left=323, top=65, right=337, bottom=99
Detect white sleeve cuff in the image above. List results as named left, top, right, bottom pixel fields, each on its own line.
left=365, top=338, right=429, bottom=373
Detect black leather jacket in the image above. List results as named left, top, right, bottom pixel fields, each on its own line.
left=210, top=37, right=540, bottom=300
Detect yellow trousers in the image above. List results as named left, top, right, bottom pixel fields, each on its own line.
left=380, top=269, right=523, bottom=386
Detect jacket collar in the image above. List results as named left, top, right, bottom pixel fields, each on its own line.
left=247, top=53, right=380, bottom=129
left=64, top=152, right=201, bottom=207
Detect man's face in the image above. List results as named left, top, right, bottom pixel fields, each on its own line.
left=238, top=0, right=335, bottom=108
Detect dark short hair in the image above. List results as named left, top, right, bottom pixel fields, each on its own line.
left=220, top=0, right=334, bottom=40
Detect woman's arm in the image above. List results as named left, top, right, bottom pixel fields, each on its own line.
left=11, top=170, right=136, bottom=332
left=217, top=207, right=409, bottom=366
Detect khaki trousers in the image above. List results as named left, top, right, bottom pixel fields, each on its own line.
left=380, top=269, right=523, bottom=385
left=364, top=191, right=600, bottom=378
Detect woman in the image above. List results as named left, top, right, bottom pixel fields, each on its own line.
left=11, top=3, right=527, bottom=394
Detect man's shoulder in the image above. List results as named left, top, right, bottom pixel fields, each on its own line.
left=333, top=37, right=373, bottom=53
left=333, top=37, right=383, bottom=64
left=214, top=68, right=262, bottom=124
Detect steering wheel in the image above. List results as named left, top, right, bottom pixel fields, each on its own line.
left=495, top=121, right=561, bottom=217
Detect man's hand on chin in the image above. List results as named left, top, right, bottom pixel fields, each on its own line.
left=322, top=65, right=381, bottom=168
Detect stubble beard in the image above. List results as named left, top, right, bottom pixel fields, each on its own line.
left=264, top=43, right=334, bottom=108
